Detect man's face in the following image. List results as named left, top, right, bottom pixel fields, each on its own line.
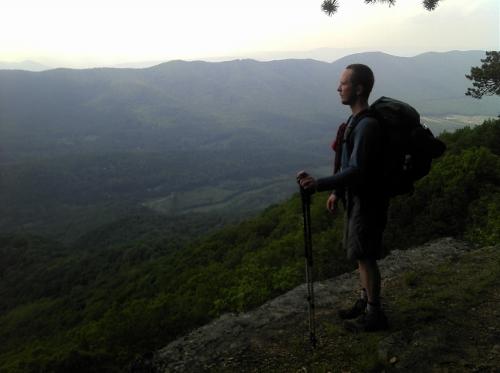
left=337, top=69, right=357, bottom=106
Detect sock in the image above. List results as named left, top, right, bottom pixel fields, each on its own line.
left=360, top=288, right=368, bottom=301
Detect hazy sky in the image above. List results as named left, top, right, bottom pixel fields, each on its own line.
left=1, top=0, right=498, bottom=67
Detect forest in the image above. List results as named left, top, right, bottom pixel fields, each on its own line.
left=0, top=118, right=499, bottom=372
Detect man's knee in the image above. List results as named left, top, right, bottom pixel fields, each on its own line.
left=358, top=258, right=378, bottom=272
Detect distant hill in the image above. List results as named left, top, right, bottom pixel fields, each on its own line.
left=0, top=60, right=50, bottom=71
left=0, top=51, right=498, bottom=239
left=1, top=50, right=497, bottom=161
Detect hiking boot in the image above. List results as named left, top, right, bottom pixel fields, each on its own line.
left=343, top=308, right=389, bottom=333
left=338, top=298, right=367, bottom=320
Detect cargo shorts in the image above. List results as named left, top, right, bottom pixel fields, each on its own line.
left=344, top=193, right=389, bottom=261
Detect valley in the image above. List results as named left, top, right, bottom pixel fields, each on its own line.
left=1, top=51, right=497, bottom=242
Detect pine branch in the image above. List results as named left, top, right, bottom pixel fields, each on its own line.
left=322, top=0, right=339, bottom=16
left=322, top=0, right=441, bottom=16
left=465, top=51, right=500, bottom=99
left=365, top=0, right=396, bottom=6
left=423, top=0, right=440, bottom=11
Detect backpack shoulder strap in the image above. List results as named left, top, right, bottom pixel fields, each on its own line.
left=332, top=122, right=348, bottom=174
left=344, top=109, right=374, bottom=149
left=334, top=109, right=377, bottom=170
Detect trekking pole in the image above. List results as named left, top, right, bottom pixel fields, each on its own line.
left=300, top=187, right=317, bottom=348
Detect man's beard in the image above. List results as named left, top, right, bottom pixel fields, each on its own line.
left=342, top=91, right=358, bottom=106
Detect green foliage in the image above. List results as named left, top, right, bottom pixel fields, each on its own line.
left=385, top=118, right=500, bottom=249
left=466, top=51, right=500, bottom=98
left=439, top=119, right=500, bottom=156
left=465, top=191, right=500, bottom=246
left=0, top=192, right=350, bottom=371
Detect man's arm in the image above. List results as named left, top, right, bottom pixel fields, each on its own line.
left=300, top=117, right=380, bottom=193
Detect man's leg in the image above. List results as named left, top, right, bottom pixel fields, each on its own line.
left=358, top=259, right=381, bottom=306
left=345, top=258, right=388, bottom=331
left=338, top=260, right=375, bottom=320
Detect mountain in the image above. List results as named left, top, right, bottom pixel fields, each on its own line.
left=0, top=51, right=498, bottom=240
left=1, top=51, right=496, bottom=161
left=0, top=60, right=50, bottom=71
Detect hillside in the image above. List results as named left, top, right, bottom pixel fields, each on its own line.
left=0, top=118, right=499, bottom=372
left=146, top=238, right=500, bottom=372
left=1, top=51, right=498, bottom=241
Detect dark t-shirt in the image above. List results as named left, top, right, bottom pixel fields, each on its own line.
left=317, top=115, right=381, bottom=195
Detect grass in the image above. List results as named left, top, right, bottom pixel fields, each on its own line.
left=216, top=244, right=500, bottom=372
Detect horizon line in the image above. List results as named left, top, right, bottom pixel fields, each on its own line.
left=0, top=49, right=488, bottom=72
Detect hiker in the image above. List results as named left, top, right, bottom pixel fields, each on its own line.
left=297, top=64, right=389, bottom=332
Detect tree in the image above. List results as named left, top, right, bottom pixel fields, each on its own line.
left=465, top=51, right=500, bottom=99
left=321, top=0, right=441, bottom=16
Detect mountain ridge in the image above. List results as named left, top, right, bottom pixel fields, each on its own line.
left=1, top=50, right=495, bottom=159
left=0, top=49, right=488, bottom=71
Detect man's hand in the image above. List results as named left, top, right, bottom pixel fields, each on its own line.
left=326, top=193, right=338, bottom=214
left=296, top=171, right=317, bottom=193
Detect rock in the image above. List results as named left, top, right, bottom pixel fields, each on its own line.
left=149, top=238, right=472, bottom=372
left=378, top=331, right=408, bottom=363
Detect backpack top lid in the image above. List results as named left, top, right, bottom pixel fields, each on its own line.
left=370, top=96, right=445, bottom=158
left=370, top=96, right=421, bottom=130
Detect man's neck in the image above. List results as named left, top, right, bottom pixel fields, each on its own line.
left=350, top=100, right=369, bottom=116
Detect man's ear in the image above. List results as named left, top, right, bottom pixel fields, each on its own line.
left=356, top=84, right=364, bottom=97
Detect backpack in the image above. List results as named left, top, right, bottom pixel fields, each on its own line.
left=345, top=96, right=446, bottom=197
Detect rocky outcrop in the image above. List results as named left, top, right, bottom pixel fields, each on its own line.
left=144, top=238, right=474, bottom=372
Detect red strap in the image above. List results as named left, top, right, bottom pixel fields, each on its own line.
left=332, top=122, right=347, bottom=174
left=332, top=122, right=347, bottom=152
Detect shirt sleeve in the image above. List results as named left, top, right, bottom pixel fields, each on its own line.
left=316, top=117, right=380, bottom=192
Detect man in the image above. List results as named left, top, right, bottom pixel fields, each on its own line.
left=297, top=64, right=389, bottom=332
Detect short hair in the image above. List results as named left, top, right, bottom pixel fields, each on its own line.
left=346, top=64, right=374, bottom=99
